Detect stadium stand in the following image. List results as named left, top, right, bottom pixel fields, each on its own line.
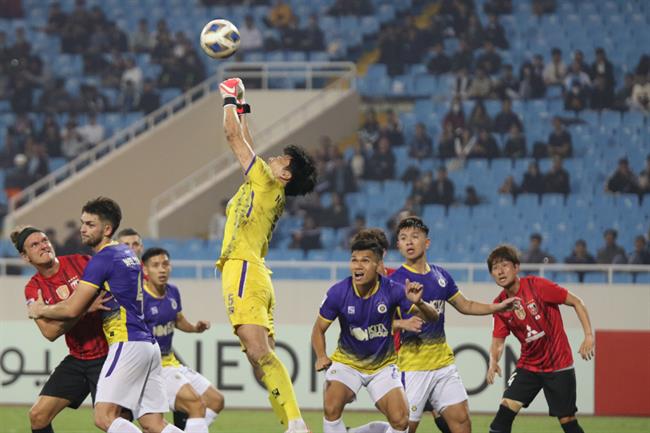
left=0, top=0, right=649, bottom=279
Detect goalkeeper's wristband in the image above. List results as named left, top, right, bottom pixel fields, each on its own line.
left=237, top=103, right=251, bottom=115
left=223, top=97, right=237, bottom=107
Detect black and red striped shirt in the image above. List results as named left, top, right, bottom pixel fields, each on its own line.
left=24, top=255, right=108, bottom=360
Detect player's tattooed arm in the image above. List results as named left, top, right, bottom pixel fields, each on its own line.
left=487, top=337, right=506, bottom=385
left=564, top=291, right=595, bottom=361
left=312, top=316, right=333, bottom=371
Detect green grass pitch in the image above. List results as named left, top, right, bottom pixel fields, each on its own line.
left=1, top=406, right=648, bottom=433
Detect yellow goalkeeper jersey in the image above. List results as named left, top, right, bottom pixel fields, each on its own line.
left=216, top=156, right=285, bottom=270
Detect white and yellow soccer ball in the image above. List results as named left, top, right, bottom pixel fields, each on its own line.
left=199, top=19, right=241, bottom=59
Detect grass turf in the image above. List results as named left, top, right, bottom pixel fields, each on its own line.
left=1, top=406, right=649, bottom=433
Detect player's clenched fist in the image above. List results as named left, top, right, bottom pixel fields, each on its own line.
left=315, top=355, right=332, bottom=372
left=219, top=77, right=244, bottom=101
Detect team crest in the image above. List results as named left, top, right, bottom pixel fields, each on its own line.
left=55, top=285, right=70, bottom=299
left=514, top=301, right=526, bottom=320
left=411, top=405, right=417, bottom=412
left=526, top=300, right=538, bottom=316
left=377, top=303, right=387, bottom=314
left=438, top=277, right=447, bottom=287
left=170, top=299, right=178, bottom=310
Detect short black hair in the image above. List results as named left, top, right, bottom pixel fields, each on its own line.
left=283, top=145, right=317, bottom=197
left=350, top=234, right=383, bottom=260
left=117, top=228, right=140, bottom=239
left=353, top=228, right=389, bottom=253
left=142, top=247, right=170, bottom=264
left=396, top=216, right=430, bottom=237
left=82, top=197, right=122, bottom=238
left=530, top=233, right=542, bottom=242
left=487, top=244, right=521, bottom=272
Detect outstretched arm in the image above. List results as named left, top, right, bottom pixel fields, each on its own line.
left=220, top=78, right=255, bottom=171
left=175, top=313, right=210, bottom=333
left=27, top=283, right=98, bottom=320
left=449, top=292, right=517, bottom=315
left=564, top=291, right=595, bottom=360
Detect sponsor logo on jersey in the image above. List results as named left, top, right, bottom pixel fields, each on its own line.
left=347, top=306, right=355, bottom=315
left=525, top=325, right=546, bottom=342
left=55, top=285, right=70, bottom=299
left=350, top=323, right=389, bottom=341
left=150, top=306, right=158, bottom=315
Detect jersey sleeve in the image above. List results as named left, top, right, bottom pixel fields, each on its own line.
left=173, top=286, right=183, bottom=313
left=534, top=276, right=569, bottom=305
left=80, top=254, right=110, bottom=290
left=492, top=313, right=510, bottom=338
left=440, top=268, right=460, bottom=301
left=318, top=286, right=340, bottom=322
left=24, top=279, right=39, bottom=303
left=245, top=156, right=277, bottom=191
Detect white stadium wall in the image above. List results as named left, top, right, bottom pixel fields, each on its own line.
left=1, top=277, right=649, bottom=415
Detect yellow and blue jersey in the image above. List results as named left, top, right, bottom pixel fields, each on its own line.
left=390, top=264, right=460, bottom=371
left=319, top=275, right=414, bottom=374
left=80, top=242, right=153, bottom=345
left=217, top=156, right=285, bottom=271
left=143, top=283, right=182, bottom=367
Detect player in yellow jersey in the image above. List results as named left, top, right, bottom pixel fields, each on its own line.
left=217, top=77, right=317, bottom=433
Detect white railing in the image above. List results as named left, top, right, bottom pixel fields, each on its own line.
left=7, top=61, right=356, bottom=215
left=1, top=259, right=648, bottom=284
left=148, top=61, right=357, bottom=236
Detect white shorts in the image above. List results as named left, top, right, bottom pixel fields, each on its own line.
left=403, top=364, right=468, bottom=422
left=95, top=341, right=168, bottom=419
left=325, top=362, right=403, bottom=403
left=161, top=365, right=213, bottom=410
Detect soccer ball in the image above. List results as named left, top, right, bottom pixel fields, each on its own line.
left=199, top=19, right=240, bottom=59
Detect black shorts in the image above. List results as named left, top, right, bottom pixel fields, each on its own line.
left=503, top=367, right=577, bottom=417
left=40, top=355, right=106, bottom=409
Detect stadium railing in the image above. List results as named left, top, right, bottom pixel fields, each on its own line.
left=1, top=258, right=648, bottom=284
left=148, top=61, right=357, bottom=237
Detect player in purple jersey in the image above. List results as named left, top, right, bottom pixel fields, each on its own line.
left=142, top=248, right=224, bottom=431
left=312, top=231, right=439, bottom=433
left=28, top=198, right=185, bottom=433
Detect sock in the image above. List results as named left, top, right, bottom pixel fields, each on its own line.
left=435, top=416, right=453, bottom=433
left=258, top=352, right=302, bottom=422
left=205, top=408, right=218, bottom=426
left=161, top=424, right=184, bottom=433
left=561, top=420, right=585, bottom=433
left=107, top=418, right=142, bottom=433
left=173, top=411, right=188, bottom=429
left=489, top=405, right=517, bottom=433
left=323, top=417, right=347, bottom=433
left=287, top=418, right=309, bottom=432
left=269, top=392, right=288, bottom=426
left=348, top=421, right=391, bottom=433
left=32, top=426, right=54, bottom=433
left=184, top=418, right=208, bottom=433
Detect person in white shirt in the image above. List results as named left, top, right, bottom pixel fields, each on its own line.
left=239, top=15, right=264, bottom=52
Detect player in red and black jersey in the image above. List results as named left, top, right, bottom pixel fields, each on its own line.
left=13, top=226, right=111, bottom=433
left=485, top=245, right=594, bottom=433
